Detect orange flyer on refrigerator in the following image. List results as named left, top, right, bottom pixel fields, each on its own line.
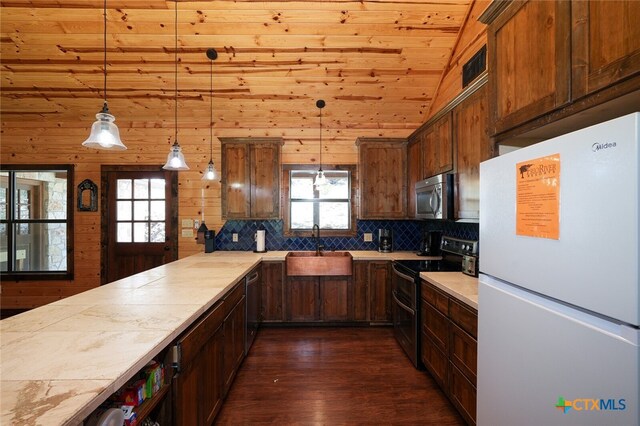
left=516, top=154, right=560, bottom=240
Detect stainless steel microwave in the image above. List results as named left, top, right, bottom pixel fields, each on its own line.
left=415, top=173, right=454, bottom=219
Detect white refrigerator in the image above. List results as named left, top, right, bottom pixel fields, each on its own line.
left=478, top=113, right=639, bottom=426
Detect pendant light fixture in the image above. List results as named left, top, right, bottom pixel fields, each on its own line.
left=202, top=48, right=219, bottom=181
left=314, top=99, right=327, bottom=187
left=163, top=0, right=189, bottom=171
left=82, top=0, right=127, bottom=150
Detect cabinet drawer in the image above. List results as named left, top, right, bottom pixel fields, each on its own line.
left=449, top=363, right=477, bottom=425
left=422, top=301, right=449, bottom=352
left=449, top=298, right=477, bottom=339
left=450, top=322, right=477, bottom=386
left=421, top=331, right=448, bottom=391
left=177, top=302, right=224, bottom=368
left=223, top=282, right=245, bottom=318
left=421, top=281, right=449, bottom=315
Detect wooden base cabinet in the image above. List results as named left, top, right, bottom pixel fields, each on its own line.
left=261, top=261, right=284, bottom=322
left=173, top=302, right=225, bottom=425
left=352, top=260, right=392, bottom=323
left=173, top=282, right=246, bottom=425
left=286, top=276, right=351, bottom=322
left=222, top=283, right=246, bottom=396
left=421, top=280, right=477, bottom=425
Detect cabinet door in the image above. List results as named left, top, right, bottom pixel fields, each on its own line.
left=202, top=324, right=224, bottom=424
left=261, top=261, right=284, bottom=322
left=352, top=261, right=369, bottom=321
left=450, top=322, right=477, bottom=387
left=407, top=138, right=422, bottom=218
left=369, top=261, right=391, bottom=322
left=450, top=363, right=477, bottom=425
left=422, top=112, right=453, bottom=178
left=421, top=330, right=449, bottom=391
left=572, top=0, right=640, bottom=99
left=320, top=277, right=350, bottom=321
left=223, top=296, right=246, bottom=396
left=357, top=139, right=407, bottom=219
left=286, top=276, right=319, bottom=321
left=453, top=84, right=493, bottom=220
left=250, top=143, right=280, bottom=218
left=221, top=143, right=251, bottom=219
left=173, top=303, right=224, bottom=426
left=488, top=0, right=571, bottom=134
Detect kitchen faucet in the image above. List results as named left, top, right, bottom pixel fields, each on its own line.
left=312, top=224, right=324, bottom=255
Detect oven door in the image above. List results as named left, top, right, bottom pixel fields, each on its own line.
left=392, top=263, right=420, bottom=369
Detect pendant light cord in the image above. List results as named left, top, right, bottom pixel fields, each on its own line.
left=210, top=56, right=213, bottom=160
left=103, top=0, right=108, bottom=108
left=319, top=106, right=323, bottom=172
left=174, top=0, right=178, bottom=143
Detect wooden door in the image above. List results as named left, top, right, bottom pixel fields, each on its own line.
left=173, top=302, right=224, bottom=426
left=357, top=138, right=407, bottom=219
left=407, top=138, right=422, bottom=218
left=320, top=277, right=350, bottom=321
left=221, top=143, right=251, bottom=219
left=454, top=84, right=493, bottom=220
left=103, top=167, right=178, bottom=284
left=572, top=0, right=640, bottom=99
left=488, top=0, right=571, bottom=134
left=286, top=276, right=319, bottom=321
left=369, top=261, right=391, bottom=322
left=250, top=142, right=280, bottom=218
left=223, top=295, right=246, bottom=396
left=422, top=112, right=453, bottom=179
left=261, top=261, right=284, bottom=322
left=352, top=261, right=369, bottom=321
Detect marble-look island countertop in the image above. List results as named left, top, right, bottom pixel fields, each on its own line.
left=0, top=250, right=429, bottom=425
left=420, top=272, right=479, bottom=310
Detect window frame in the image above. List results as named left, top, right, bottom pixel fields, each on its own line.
left=0, top=164, right=74, bottom=281
left=282, top=164, right=357, bottom=237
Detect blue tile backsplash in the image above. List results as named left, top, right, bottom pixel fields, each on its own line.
left=214, top=219, right=479, bottom=253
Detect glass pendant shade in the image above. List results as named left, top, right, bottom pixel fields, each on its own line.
left=82, top=109, right=126, bottom=150
left=314, top=170, right=327, bottom=187
left=202, top=159, right=218, bottom=181
left=163, top=141, right=190, bottom=170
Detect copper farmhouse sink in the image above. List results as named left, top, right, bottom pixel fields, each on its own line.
left=285, top=251, right=353, bottom=276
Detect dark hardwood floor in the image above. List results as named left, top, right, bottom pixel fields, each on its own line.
left=215, top=327, right=464, bottom=425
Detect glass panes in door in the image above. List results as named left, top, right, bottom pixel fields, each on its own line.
left=116, top=178, right=166, bottom=243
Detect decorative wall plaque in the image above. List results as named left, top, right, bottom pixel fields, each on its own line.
left=77, top=179, right=98, bottom=212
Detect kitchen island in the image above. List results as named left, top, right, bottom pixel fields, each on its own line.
left=0, top=250, right=431, bottom=425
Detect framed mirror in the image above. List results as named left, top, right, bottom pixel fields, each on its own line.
left=77, top=179, right=98, bottom=212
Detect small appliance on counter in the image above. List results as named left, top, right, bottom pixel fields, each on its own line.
left=204, top=230, right=215, bottom=253
left=378, top=229, right=393, bottom=253
left=254, top=229, right=267, bottom=253
left=417, top=230, right=442, bottom=256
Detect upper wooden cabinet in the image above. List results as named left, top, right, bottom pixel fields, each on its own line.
left=220, top=138, right=281, bottom=219
left=453, top=84, right=494, bottom=220
left=487, top=0, right=572, bottom=135
left=483, top=0, right=640, bottom=140
left=571, top=0, right=640, bottom=99
left=422, top=111, right=454, bottom=179
left=407, top=139, right=422, bottom=218
left=357, top=138, right=407, bottom=219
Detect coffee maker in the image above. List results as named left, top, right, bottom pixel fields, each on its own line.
left=378, top=229, right=393, bottom=253
left=418, top=230, right=442, bottom=256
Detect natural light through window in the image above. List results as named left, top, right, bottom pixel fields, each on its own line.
left=290, top=170, right=350, bottom=230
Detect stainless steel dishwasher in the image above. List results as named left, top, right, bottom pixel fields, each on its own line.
left=245, top=266, right=261, bottom=354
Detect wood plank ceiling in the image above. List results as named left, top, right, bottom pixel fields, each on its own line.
left=1, top=0, right=471, bottom=158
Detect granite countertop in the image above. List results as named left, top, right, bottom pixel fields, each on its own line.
left=419, top=272, right=479, bottom=310
left=0, top=250, right=428, bottom=425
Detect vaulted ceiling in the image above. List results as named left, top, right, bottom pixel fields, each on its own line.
left=1, top=0, right=472, bottom=152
